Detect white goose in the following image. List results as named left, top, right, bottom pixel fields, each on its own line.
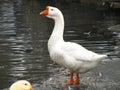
left=9, top=80, right=33, bottom=90
left=40, top=6, right=108, bottom=85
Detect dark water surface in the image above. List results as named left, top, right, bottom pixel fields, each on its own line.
left=0, top=0, right=120, bottom=90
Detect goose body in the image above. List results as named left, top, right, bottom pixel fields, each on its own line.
left=9, top=80, right=33, bottom=90
left=40, top=6, right=108, bottom=85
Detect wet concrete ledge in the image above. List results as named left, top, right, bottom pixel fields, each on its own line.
left=33, top=62, right=120, bottom=90
left=80, top=0, right=120, bottom=9
left=51, top=0, right=120, bottom=9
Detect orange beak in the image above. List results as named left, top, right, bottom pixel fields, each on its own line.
left=30, top=85, right=33, bottom=90
left=40, top=6, right=49, bottom=15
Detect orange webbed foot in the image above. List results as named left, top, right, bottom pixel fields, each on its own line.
left=61, top=72, right=80, bottom=85
left=62, top=80, right=74, bottom=85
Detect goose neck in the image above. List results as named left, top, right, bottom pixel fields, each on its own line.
left=50, top=15, right=64, bottom=41
left=48, top=14, right=64, bottom=49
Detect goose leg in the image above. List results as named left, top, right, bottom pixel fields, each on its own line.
left=62, top=72, right=74, bottom=85
left=74, top=73, right=80, bottom=84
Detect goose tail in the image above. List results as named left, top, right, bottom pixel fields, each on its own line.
left=98, top=54, right=108, bottom=61
left=94, top=54, right=109, bottom=62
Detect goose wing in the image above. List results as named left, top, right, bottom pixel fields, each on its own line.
left=61, top=42, right=105, bottom=61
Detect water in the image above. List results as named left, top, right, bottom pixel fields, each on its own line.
left=0, top=0, right=120, bottom=90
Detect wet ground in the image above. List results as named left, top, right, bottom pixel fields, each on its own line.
left=0, top=0, right=120, bottom=90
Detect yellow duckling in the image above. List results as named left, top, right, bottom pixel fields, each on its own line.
left=9, top=80, right=33, bottom=90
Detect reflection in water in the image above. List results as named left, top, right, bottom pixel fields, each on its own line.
left=0, top=0, right=120, bottom=90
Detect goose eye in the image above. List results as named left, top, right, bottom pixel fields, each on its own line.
left=51, top=9, right=54, bottom=11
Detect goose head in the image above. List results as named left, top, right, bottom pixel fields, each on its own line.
left=40, top=6, right=63, bottom=20
left=9, top=80, right=33, bottom=90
